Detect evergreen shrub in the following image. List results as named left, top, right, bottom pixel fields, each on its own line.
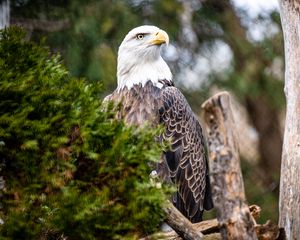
left=0, top=27, right=170, bottom=240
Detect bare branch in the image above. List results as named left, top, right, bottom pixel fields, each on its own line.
left=11, top=18, right=70, bottom=32
left=163, top=201, right=204, bottom=240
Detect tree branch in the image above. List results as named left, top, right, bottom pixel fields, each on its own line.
left=11, top=18, right=70, bottom=32
left=163, top=201, right=204, bottom=240
left=143, top=204, right=281, bottom=240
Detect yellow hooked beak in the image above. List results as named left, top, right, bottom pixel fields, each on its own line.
left=148, top=29, right=169, bottom=46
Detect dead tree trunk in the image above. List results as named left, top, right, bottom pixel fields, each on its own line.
left=202, top=92, right=257, bottom=240
left=278, top=0, right=300, bottom=239
left=0, top=0, right=10, bottom=29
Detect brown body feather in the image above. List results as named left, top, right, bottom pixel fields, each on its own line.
left=106, top=80, right=213, bottom=222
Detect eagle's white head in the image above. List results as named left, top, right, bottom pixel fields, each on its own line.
left=117, top=25, right=172, bottom=90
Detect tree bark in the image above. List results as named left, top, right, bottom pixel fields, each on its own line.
left=202, top=92, right=257, bottom=240
left=144, top=219, right=220, bottom=240
left=0, top=0, right=10, bottom=29
left=278, top=0, right=300, bottom=239
left=163, top=201, right=204, bottom=240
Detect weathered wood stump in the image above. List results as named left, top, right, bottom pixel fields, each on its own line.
left=202, top=92, right=258, bottom=240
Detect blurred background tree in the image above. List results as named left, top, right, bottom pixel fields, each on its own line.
left=4, top=0, right=283, bottom=225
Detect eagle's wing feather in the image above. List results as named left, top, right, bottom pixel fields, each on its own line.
left=159, top=86, right=213, bottom=223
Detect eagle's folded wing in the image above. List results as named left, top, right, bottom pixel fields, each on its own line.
left=159, top=86, right=213, bottom=223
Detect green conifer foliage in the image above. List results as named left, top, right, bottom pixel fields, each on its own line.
left=0, top=27, right=170, bottom=239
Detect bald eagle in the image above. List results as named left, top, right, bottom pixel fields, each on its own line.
left=105, top=25, right=213, bottom=223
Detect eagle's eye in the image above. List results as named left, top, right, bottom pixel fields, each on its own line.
left=136, top=34, right=144, bottom=40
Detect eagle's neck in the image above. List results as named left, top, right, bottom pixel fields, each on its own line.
left=117, top=56, right=172, bottom=90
